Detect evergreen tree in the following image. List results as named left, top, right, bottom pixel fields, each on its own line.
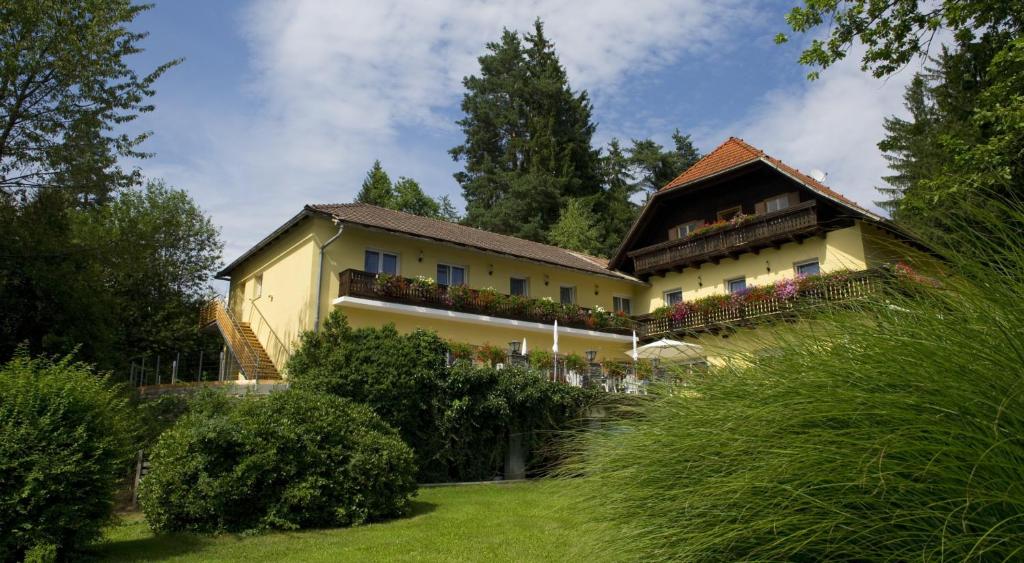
left=436, top=195, right=461, bottom=222
left=450, top=19, right=601, bottom=242
left=628, top=130, right=702, bottom=195
left=355, top=160, right=394, bottom=207
left=593, top=139, right=641, bottom=256
left=392, top=177, right=441, bottom=218
left=549, top=198, right=602, bottom=256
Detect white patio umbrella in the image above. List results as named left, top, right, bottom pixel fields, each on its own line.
left=521, top=338, right=528, bottom=355
left=552, top=320, right=559, bottom=353
left=624, top=338, right=705, bottom=363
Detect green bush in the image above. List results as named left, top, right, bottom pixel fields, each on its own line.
left=0, top=353, right=135, bottom=561
left=288, top=312, right=597, bottom=482
left=563, top=204, right=1024, bottom=561
left=139, top=390, right=416, bottom=533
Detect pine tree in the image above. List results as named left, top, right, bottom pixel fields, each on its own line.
left=594, top=139, right=641, bottom=256
left=355, top=160, right=394, bottom=207
left=450, top=19, right=601, bottom=242
left=549, top=198, right=602, bottom=255
left=628, top=130, right=701, bottom=196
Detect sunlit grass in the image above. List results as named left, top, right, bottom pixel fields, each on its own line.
left=560, top=203, right=1024, bottom=561
left=94, top=482, right=598, bottom=562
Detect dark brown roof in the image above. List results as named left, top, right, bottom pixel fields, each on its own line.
left=304, top=203, right=639, bottom=281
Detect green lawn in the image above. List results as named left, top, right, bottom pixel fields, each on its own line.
left=93, top=482, right=600, bottom=562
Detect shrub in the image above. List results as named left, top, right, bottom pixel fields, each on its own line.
left=288, top=312, right=447, bottom=462
left=140, top=390, right=416, bottom=533
left=287, top=311, right=597, bottom=482
left=0, top=353, right=135, bottom=561
left=563, top=203, right=1024, bottom=561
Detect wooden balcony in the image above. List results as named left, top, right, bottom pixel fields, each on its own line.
left=634, top=270, right=878, bottom=339
left=337, top=269, right=632, bottom=334
left=628, top=201, right=821, bottom=276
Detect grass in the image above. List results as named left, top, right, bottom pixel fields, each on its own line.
left=92, top=482, right=597, bottom=562
left=560, top=204, right=1024, bottom=561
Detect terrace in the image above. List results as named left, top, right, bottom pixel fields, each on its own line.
left=635, top=270, right=880, bottom=339
left=628, top=200, right=822, bottom=276
left=336, top=268, right=633, bottom=335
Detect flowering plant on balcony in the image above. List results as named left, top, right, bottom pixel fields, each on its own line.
left=652, top=270, right=857, bottom=322
left=685, top=213, right=754, bottom=240
left=375, top=273, right=409, bottom=296
left=411, top=275, right=437, bottom=290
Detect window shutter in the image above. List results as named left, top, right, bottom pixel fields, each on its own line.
left=787, top=192, right=801, bottom=206
left=667, top=226, right=679, bottom=241
left=755, top=201, right=766, bottom=215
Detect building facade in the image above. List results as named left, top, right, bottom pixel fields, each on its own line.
left=207, top=138, right=922, bottom=380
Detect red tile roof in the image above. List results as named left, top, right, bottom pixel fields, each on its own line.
left=660, top=137, right=879, bottom=218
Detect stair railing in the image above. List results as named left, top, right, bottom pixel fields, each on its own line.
left=246, top=299, right=290, bottom=370
left=202, top=298, right=261, bottom=384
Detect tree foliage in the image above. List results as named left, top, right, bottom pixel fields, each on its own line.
left=548, top=197, right=602, bottom=256
left=354, top=160, right=455, bottom=220
left=0, top=0, right=178, bottom=199
left=0, top=353, right=135, bottom=561
left=451, top=19, right=601, bottom=242
left=0, top=181, right=222, bottom=371
left=779, top=0, right=1023, bottom=79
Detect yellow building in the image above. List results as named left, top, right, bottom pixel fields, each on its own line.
left=207, top=138, right=923, bottom=380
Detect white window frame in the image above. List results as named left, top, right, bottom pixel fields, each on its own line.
left=676, top=220, right=703, bottom=238
left=436, top=263, right=468, bottom=286
left=510, top=276, right=529, bottom=297
left=364, top=248, right=400, bottom=275
left=795, top=259, right=821, bottom=277
left=727, top=277, right=747, bottom=294
left=613, top=295, right=632, bottom=315
left=663, top=288, right=683, bottom=306
left=559, top=285, right=577, bottom=305
left=765, top=194, right=791, bottom=213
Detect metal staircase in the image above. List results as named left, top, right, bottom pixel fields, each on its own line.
left=200, top=299, right=281, bottom=381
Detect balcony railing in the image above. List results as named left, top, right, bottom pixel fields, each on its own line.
left=337, top=269, right=632, bottom=334
left=634, top=270, right=879, bottom=338
left=628, top=201, right=821, bottom=275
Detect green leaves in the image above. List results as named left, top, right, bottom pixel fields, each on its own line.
left=0, top=353, right=135, bottom=560
left=140, top=390, right=417, bottom=534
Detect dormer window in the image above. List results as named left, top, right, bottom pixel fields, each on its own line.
left=765, top=194, right=791, bottom=213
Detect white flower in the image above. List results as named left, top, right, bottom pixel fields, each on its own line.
left=594, top=305, right=606, bottom=313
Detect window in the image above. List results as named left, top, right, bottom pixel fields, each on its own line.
left=364, top=249, right=398, bottom=275
left=559, top=286, right=576, bottom=305
left=727, top=277, right=747, bottom=293
left=717, top=206, right=743, bottom=221
left=437, top=263, right=466, bottom=286
left=613, top=296, right=632, bottom=315
left=252, top=273, right=263, bottom=299
left=664, top=289, right=683, bottom=306
left=510, top=277, right=528, bottom=296
left=796, top=259, right=820, bottom=276
left=676, top=220, right=703, bottom=238
left=765, top=194, right=791, bottom=213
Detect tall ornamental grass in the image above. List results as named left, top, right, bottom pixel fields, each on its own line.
left=563, top=203, right=1024, bottom=561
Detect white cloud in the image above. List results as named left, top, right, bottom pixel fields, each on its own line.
left=726, top=51, right=917, bottom=214
left=164, top=0, right=755, bottom=260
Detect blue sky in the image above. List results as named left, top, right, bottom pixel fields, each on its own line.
left=125, top=1, right=917, bottom=261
